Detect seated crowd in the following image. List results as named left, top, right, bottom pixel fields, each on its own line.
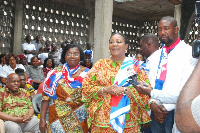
left=0, top=37, right=93, bottom=133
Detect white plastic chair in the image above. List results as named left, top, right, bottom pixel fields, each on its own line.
left=32, top=93, right=43, bottom=114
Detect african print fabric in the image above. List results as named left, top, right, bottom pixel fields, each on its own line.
left=0, top=87, right=32, bottom=117
left=82, top=58, right=151, bottom=133
left=42, top=66, right=89, bottom=133
left=26, top=84, right=35, bottom=97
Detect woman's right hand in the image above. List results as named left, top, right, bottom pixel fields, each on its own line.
left=39, top=118, right=47, bottom=133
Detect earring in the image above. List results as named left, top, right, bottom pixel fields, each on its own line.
left=125, top=49, right=127, bottom=53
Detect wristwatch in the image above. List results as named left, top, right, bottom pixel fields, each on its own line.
left=124, top=87, right=127, bottom=94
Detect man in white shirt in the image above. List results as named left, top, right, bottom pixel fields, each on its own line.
left=175, top=58, right=200, bottom=132
left=22, top=34, right=36, bottom=63
left=140, top=33, right=160, bottom=86
left=139, top=33, right=160, bottom=133
left=31, top=35, right=42, bottom=55
left=135, top=16, right=198, bottom=133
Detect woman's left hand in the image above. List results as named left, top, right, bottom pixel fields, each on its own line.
left=111, top=86, right=124, bottom=96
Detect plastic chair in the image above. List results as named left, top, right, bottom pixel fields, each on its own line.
left=32, top=93, right=42, bottom=114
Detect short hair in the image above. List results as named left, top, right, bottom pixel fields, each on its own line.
left=43, top=57, right=55, bottom=68
left=0, top=54, right=5, bottom=64
left=61, top=43, right=85, bottom=64
left=140, top=33, right=159, bottom=48
left=35, top=35, right=40, bottom=39
left=160, top=16, right=178, bottom=27
left=15, top=68, right=25, bottom=76
left=109, top=32, right=129, bottom=44
left=25, top=34, right=31, bottom=40
left=5, top=53, right=19, bottom=65
left=31, top=56, right=38, bottom=62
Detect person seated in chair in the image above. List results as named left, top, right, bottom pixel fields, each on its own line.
left=0, top=73, right=40, bottom=133
left=25, top=57, right=45, bottom=90
left=15, top=68, right=35, bottom=99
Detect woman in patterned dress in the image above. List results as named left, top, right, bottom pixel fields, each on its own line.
left=39, top=43, right=89, bottom=133
left=82, top=33, right=151, bottom=133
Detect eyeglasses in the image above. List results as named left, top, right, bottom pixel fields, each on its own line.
left=66, top=53, right=80, bottom=57
left=9, top=59, right=16, bottom=62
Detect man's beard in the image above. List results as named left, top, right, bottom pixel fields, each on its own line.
left=160, top=36, right=173, bottom=45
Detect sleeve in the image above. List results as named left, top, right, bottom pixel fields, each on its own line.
left=18, top=64, right=26, bottom=72
left=0, top=66, right=7, bottom=78
left=26, top=84, right=35, bottom=93
left=151, top=57, right=198, bottom=104
left=25, top=66, right=30, bottom=76
left=129, top=69, right=151, bottom=107
left=26, top=94, right=33, bottom=108
left=82, top=60, right=105, bottom=103
left=22, top=43, right=27, bottom=50
left=21, top=89, right=33, bottom=108
left=128, top=69, right=151, bottom=123
left=191, top=95, right=200, bottom=126
left=82, top=59, right=107, bottom=121
left=38, top=54, right=42, bottom=59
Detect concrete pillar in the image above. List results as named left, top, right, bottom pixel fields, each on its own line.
left=13, top=0, right=23, bottom=55
left=174, top=3, right=182, bottom=37
left=89, top=9, right=95, bottom=50
left=93, top=0, right=113, bottom=63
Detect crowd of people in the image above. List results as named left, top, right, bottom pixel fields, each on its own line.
left=0, top=16, right=200, bottom=133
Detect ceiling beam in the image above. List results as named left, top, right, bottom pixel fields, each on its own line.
left=113, top=8, right=174, bottom=21
left=169, top=0, right=181, bottom=5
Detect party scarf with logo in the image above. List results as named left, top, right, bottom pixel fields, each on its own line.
left=43, top=63, right=89, bottom=99
left=155, top=38, right=180, bottom=90
left=110, top=57, right=140, bottom=133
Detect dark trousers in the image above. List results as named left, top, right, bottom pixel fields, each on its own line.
left=150, top=110, right=174, bottom=133
left=141, top=126, right=152, bottom=133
